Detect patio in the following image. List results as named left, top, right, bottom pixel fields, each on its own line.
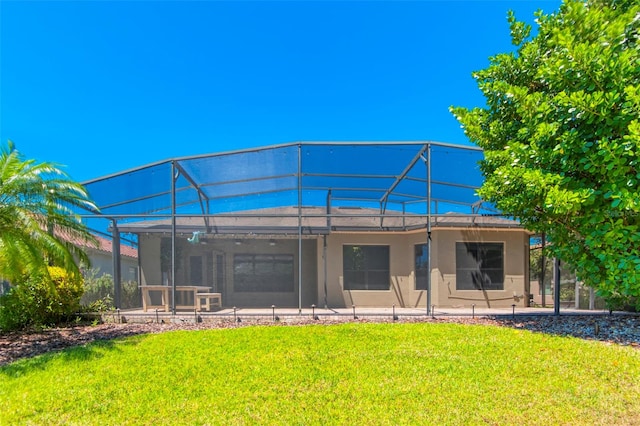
left=104, top=305, right=612, bottom=326
left=78, top=141, right=533, bottom=313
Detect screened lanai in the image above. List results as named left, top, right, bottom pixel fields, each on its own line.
left=80, top=142, right=528, bottom=313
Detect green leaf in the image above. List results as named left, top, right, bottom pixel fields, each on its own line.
left=451, top=0, right=640, bottom=302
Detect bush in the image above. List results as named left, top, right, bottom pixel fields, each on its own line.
left=0, top=267, right=85, bottom=331
left=83, top=294, right=114, bottom=313
left=80, top=269, right=114, bottom=309
left=81, top=269, right=140, bottom=310
left=600, top=291, right=639, bottom=313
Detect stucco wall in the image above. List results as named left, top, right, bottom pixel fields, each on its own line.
left=140, top=237, right=162, bottom=286
left=432, top=229, right=529, bottom=308
left=319, top=232, right=427, bottom=308
left=89, top=251, right=138, bottom=282
left=318, top=229, right=529, bottom=309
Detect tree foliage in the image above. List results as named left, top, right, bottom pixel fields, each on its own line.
left=0, top=140, right=99, bottom=283
left=451, top=0, right=640, bottom=306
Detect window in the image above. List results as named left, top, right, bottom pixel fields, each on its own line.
left=128, top=266, right=138, bottom=281
left=343, top=245, right=390, bottom=290
left=233, top=254, right=294, bottom=292
left=456, top=242, right=504, bottom=290
left=415, top=244, right=428, bottom=290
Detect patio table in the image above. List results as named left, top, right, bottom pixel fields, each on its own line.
left=140, top=285, right=213, bottom=312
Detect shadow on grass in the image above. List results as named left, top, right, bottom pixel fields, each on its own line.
left=2, top=313, right=638, bottom=377
left=0, top=330, right=146, bottom=377
left=488, top=314, right=640, bottom=347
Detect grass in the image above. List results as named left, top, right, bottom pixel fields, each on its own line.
left=1, top=322, right=640, bottom=425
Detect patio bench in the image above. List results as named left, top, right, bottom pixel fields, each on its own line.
left=196, top=292, right=222, bottom=311
left=140, top=285, right=171, bottom=312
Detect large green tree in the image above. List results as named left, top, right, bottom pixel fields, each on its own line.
left=0, top=140, right=98, bottom=283
left=451, top=0, right=640, bottom=305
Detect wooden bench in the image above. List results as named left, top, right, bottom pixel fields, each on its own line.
left=140, top=285, right=171, bottom=312
left=195, top=293, right=222, bottom=311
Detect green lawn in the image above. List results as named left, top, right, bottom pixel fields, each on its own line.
left=1, top=323, right=639, bottom=425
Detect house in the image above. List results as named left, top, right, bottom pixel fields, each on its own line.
left=81, top=234, right=139, bottom=283
left=82, top=142, right=532, bottom=310
left=118, top=207, right=530, bottom=309
left=55, top=227, right=139, bottom=282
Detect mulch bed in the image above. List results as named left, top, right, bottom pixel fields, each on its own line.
left=1, top=314, right=639, bottom=367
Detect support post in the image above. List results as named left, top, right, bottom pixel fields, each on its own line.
left=171, top=161, right=177, bottom=315
left=324, top=190, right=331, bottom=309
left=297, top=144, right=303, bottom=314
left=111, top=219, right=121, bottom=309
left=323, top=235, right=328, bottom=309
left=426, top=144, right=432, bottom=315
left=554, top=258, right=561, bottom=316
left=540, top=233, right=547, bottom=307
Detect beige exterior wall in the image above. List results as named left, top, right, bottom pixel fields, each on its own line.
left=317, top=228, right=529, bottom=309
left=140, top=236, right=162, bottom=286
left=139, top=226, right=529, bottom=309
left=318, top=232, right=427, bottom=308
left=432, top=229, right=529, bottom=308
left=87, top=250, right=138, bottom=283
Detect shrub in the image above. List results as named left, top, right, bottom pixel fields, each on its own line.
left=81, top=269, right=140, bottom=310
left=601, top=291, right=638, bottom=313
left=0, top=267, right=85, bottom=331
left=80, top=269, right=114, bottom=309
left=120, top=280, right=141, bottom=309
left=83, top=294, right=114, bottom=313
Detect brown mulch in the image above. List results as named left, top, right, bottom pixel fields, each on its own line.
left=1, top=314, right=639, bottom=367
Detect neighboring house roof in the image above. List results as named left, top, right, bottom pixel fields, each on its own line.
left=115, top=206, right=526, bottom=235
left=57, top=230, right=138, bottom=259
left=89, top=234, right=138, bottom=259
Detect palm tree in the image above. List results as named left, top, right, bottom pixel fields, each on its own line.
left=0, top=140, right=99, bottom=283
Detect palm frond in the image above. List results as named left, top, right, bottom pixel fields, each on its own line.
left=0, top=140, right=100, bottom=282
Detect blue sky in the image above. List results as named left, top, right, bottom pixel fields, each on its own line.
left=1, top=0, right=560, bottom=183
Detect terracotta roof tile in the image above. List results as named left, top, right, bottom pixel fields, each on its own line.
left=56, top=229, right=138, bottom=259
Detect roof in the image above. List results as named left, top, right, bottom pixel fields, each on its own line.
left=90, top=234, right=138, bottom=259
left=59, top=230, right=138, bottom=259
left=115, top=206, right=523, bottom=235
left=81, top=141, right=489, bottom=220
